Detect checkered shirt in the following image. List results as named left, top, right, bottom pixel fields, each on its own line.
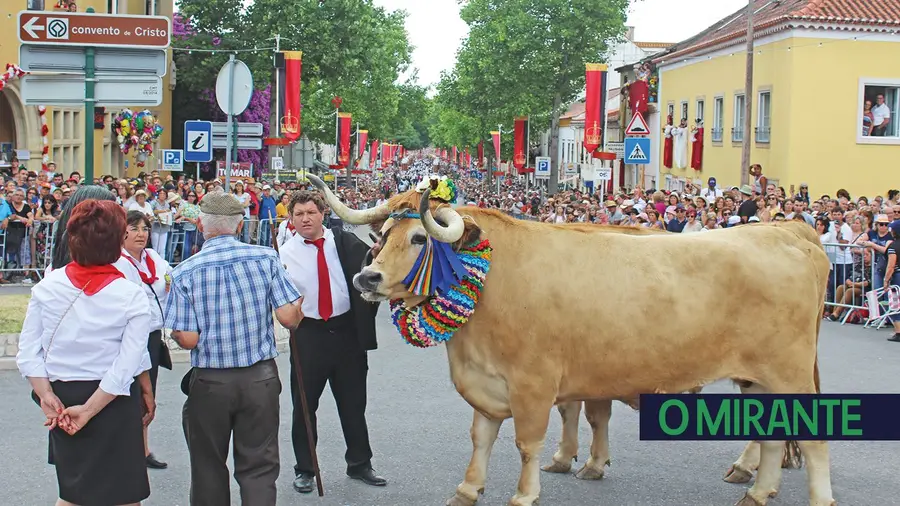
left=164, top=235, right=301, bottom=369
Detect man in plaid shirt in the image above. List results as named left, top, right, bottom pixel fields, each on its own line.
left=164, top=192, right=303, bottom=506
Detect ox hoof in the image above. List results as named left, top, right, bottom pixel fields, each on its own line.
left=447, top=492, right=478, bottom=506
left=540, top=459, right=573, bottom=474
left=734, top=493, right=766, bottom=506
left=782, top=441, right=803, bottom=469
left=574, top=463, right=606, bottom=481
left=723, top=465, right=754, bottom=484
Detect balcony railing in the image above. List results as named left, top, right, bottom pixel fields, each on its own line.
left=731, top=127, right=744, bottom=142
left=711, top=127, right=723, bottom=142
left=755, top=126, right=771, bottom=144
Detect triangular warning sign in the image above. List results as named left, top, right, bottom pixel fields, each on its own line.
left=628, top=142, right=648, bottom=162
left=625, top=112, right=650, bottom=135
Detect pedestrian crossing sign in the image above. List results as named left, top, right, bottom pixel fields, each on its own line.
left=624, top=137, right=651, bottom=165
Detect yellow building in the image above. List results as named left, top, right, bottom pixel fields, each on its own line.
left=655, top=0, right=900, bottom=199
left=0, top=0, right=175, bottom=179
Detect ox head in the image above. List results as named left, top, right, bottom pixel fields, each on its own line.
left=305, top=174, right=480, bottom=304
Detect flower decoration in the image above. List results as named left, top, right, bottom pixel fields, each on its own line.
left=112, top=109, right=164, bottom=167
left=415, top=175, right=457, bottom=204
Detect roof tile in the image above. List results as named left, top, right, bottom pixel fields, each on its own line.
left=657, top=0, right=900, bottom=62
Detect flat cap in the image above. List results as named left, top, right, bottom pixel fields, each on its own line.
left=200, top=192, right=245, bottom=216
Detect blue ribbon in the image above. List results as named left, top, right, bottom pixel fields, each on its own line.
left=402, top=237, right=469, bottom=296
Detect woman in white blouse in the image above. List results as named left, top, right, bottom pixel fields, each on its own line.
left=17, top=199, right=155, bottom=506
left=122, top=210, right=173, bottom=470
left=128, top=189, right=154, bottom=218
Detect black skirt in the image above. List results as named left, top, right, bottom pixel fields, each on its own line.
left=49, top=379, right=150, bottom=506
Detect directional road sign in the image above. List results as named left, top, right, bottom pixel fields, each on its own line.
left=625, top=111, right=651, bottom=136
left=22, top=74, right=162, bottom=106
left=624, top=137, right=651, bottom=165
left=161, top=149, right=183, bottom=171
left=212, top=122, right=263, bottom=137
left=18, top=11, right=171, bottom=49
left=606, top=141, right=625, bottom=159
left=19, top=44, right=167, bottom=75
left=212, top=137, right=264, bottom=150
left=184, top=121, right=213, bottom=163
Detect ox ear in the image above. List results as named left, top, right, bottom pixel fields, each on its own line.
left=454, top=215, right=482, bottom=250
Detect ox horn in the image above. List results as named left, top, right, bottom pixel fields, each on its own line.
left=305, top=173, right=390, bottom=225
left=418, top=190, right=465, bottom=243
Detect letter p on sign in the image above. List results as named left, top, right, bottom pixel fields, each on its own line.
left=162, top=149, right=184, bottom=172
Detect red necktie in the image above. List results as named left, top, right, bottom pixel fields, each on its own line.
left=305, top=237, right=333, bottom=321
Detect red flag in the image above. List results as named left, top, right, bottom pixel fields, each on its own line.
left=337, top=113, right=352, bottom=168
left=691, top=124, right=704, bottom=171
left=452, top=146, right=457, bottom=164
left=513, top=117, right=527, bottom=171
left=370, top=139, right=379, bottom=167
left=477, top=141, right=484, bottom=168
left=358, top=130, right=368, bottom=158
left=465, top=146, right=470, bottom=168
left=281, top=51, right=302, bottom=142
left=584, top=63, right=609, bottom=153
left=491, top=131, right=500, bottom=167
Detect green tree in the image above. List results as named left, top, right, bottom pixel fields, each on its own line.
left=173, top=0, right=416, bottom=177
left=440, top=0, right=629, bottom=192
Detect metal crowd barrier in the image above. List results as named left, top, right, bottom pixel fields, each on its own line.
left=821, top=242, right=876, bottom=324
left=0, top=225, right=55, bottom=282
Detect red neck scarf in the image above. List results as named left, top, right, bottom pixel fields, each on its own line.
left=65, top=263, right=124, bottom=296
left=287, top=221, right=296, bottom=233
left=123, top=250, right=157, bottom=285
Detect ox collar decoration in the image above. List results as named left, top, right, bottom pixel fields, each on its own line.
left=390, top=239, right=492, bottom=348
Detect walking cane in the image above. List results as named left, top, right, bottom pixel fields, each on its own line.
left=272, top=220, right=325, bottom=497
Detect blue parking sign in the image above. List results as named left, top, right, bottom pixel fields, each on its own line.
left=162, top=149, right=184, bottom=171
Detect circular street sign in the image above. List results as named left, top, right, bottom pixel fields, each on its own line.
left=215, top=59, right=254, bottom=116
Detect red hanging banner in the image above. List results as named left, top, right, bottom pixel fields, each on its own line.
left=370, top=139, right=379, bottom=168
left=357, top=130, right=368, bottom=158
left=477, top=141, right=484, bottom=169
left=452, top=146, right=458, bottom=165
left=491, top=131, right=501, bottom=168
left=381, top=143, right=391, bottom=167
left=583, top=63, right=609, bottom=154
left=281, top=51, right=303, bottom=142
left=465, top=146, right=470, bottom=168
left=337, top=113, right=352, bottom=168
left=513, top=116, right=527, bottom=171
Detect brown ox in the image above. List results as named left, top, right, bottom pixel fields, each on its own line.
left=306, top=174, right=834, bottom=506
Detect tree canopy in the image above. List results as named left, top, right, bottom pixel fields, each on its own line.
left=431, top=0, right=630, bottom=189
left=172, top=0, right=431, bottom=168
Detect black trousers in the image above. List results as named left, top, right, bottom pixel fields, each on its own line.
left=184, top=359, right=281, bottom=506
left=290, top=312, right=373, bottom=476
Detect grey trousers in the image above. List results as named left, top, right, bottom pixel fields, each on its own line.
left=182, top=359, right=281, bottom=506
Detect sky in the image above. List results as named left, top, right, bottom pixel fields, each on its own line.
left=373, top=0, right=749, bottom=89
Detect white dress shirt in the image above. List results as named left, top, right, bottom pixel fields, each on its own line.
left=17, top=268, right=152, bottom=396
left=280, top=227, right=352, bottom=320
left=121, top=247, right=172, bottom=331
left=277, top=219, right=298, bottom=248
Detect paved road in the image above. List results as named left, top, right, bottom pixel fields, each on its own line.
left=1, top=315, right=898, bottom=505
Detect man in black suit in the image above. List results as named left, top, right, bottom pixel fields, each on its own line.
left=278, top=190, right=386, bottom=493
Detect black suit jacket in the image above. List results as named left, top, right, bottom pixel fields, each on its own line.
left=331, top=226, right=381, bottom=351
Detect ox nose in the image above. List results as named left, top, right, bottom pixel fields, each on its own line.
left=354, top=270, right=383, bottom=292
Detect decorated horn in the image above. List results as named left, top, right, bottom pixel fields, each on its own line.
left=305, top=174, right=390, bottom=225
left=419, top=190, right=465, bottom=244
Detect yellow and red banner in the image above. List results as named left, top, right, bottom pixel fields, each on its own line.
left=584, top=63, right=608, bottom=154
left=280, top=51, right=303, bottom=142
left=336, top=112, right=352, bottom=168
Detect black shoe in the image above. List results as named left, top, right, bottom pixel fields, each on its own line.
left=347, top=466, right=387, bottom=487
left=146, top=453, right=168, bottom=469
left=888, top=334, right=900, bottom=342
left=293, top=473, right=315, bottom=493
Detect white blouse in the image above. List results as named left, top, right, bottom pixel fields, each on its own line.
left=121, top=248, right=172, bottom=332
left=16, top=268, right=152, bottom=396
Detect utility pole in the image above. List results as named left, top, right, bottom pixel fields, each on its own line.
left=740, top=0, right=755, bottom=186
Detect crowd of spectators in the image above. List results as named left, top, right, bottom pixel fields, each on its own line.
left=3, top=158, right=899, bottom=339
